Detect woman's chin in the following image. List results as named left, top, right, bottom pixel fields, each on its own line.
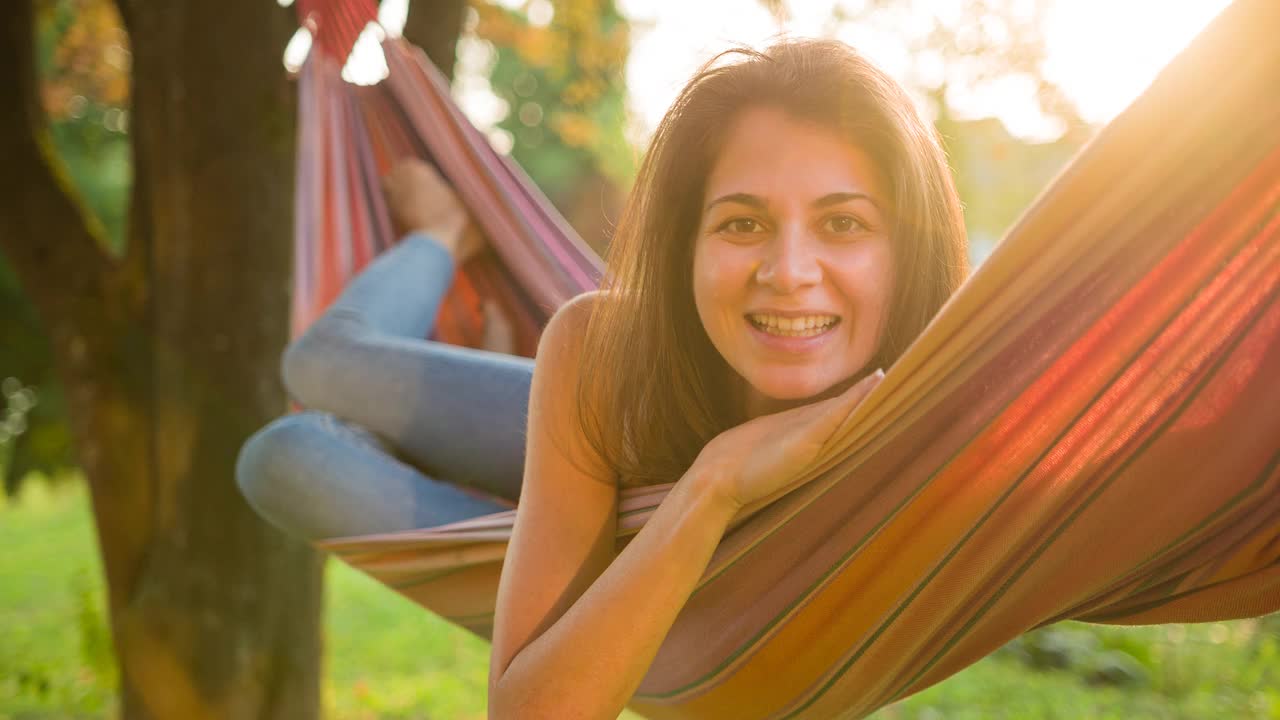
left=746, top=374, right=839, bottom=405
left=743, top=364, right=874, bottom=413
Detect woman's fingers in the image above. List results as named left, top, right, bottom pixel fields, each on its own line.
left=803, top=368, right=885, bottom=448
left=803, top=368, right=883, bottom=420
left=705, top=368, right=887, bottom=510
left=837, top=368, right=885, bottom=411
left=755, top=369, right=885, bottom=471
left=768, top=370, right=885, bottom=498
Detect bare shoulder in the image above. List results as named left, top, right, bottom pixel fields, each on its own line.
left=530, top=290, right=610, bottom=476
left=537, top=290, right=603, bottom=359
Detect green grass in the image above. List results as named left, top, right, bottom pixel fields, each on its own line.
left=323, top=563, right=491, bottom=719
left=0, top=479, right=114, bottom=720
left=2, top=481, right=1277, bottom=719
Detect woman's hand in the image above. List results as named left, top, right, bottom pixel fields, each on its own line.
left=381, top=158, right=482, bottom=261
left=692, top=369, right=885, bottom=512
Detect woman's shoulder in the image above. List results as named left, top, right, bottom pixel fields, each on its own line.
left=538, top=290, right=606, bottom=359
left=532, top=290, right=619, bottom=487
left=556, top=290, right=607, bottom=324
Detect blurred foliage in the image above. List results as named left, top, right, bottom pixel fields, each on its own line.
left=471, top=0, right=635, bottom=199
left=35, top=0, right=132, bottom=257
left=38, top=0, right=130, bottom=113
left=0, top=262, right=76, bottom=497
left=975, top=619, right=1280, bottom=715
left=940, top=113, right=1087, bottom=263
left=840, top=0, right=1085, bottom=132
left=824, top=0, right=1095, bottom=262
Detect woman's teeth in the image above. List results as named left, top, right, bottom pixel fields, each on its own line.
left=747, top=314, right=840, bottom=337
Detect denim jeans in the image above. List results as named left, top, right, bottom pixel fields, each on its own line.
left=236, top=234, right=534, bottom=541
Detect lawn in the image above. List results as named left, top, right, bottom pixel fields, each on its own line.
left=2, top=480, right=1277, bottom=719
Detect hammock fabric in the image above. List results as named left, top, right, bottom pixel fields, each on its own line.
left=290, top=1, right=1280, bottom=718
left=291, top=0, right=601, bottom=355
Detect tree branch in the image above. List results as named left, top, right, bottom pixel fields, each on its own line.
left=0, top=0, right=114, bottom=321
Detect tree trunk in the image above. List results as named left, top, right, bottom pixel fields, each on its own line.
left=2, top=0, right=470, bottom=716
left=2, top=0, right=320, bottom=716
left=405, top=0, right=468, bottom=80
left=111, top=1, right=324, bottom=717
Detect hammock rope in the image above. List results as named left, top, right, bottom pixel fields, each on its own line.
left=289, top=1, right=1280, bottom=718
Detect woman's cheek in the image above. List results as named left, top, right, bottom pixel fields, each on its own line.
left=834, top=242, right=893, bottom=327
left=691, top=242, right=723, bottom=337
left=693, top=240, right=730, bottom=298
left=693, top=242, right=754, bottom=363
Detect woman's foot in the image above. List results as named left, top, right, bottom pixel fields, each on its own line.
left=382, top=158, right=484, bottom=262
left=384, top=158, right=515, bottom=353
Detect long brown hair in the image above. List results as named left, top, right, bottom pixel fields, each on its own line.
left=577, top=38, right=968, bottom=487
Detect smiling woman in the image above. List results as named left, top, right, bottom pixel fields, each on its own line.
left=577, top=40, right=966, bottom=490
left=484, top=39, right=969, bottom=718
left=693, top=106, right=896, bottom=412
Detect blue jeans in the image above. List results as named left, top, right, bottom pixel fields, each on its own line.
left=236, top=235, right=534, bottom=541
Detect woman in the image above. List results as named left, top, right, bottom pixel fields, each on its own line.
left=237, top=38, right=966, bottom=718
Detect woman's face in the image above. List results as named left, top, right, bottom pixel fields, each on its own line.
left=693, top=105, right=894, bottom=415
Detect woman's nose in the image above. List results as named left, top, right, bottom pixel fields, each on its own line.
left=755, top=230, right=822, bottom=292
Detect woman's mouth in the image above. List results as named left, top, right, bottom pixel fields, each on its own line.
left=745, top=313, right=841, bottom=338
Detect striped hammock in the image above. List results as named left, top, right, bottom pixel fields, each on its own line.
left=291, top=1, right=1280, bottom=718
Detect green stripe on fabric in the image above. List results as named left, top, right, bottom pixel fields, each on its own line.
left=1079, top=450, right=1280, bottom=622
left=891, top=275, right=1280, bottom=704
left=778, top=208, right=1278, bottom=719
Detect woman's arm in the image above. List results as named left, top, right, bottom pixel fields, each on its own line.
left=488, top=293, right=739, bottom=720
left=488, top=291, right=884, bottom=719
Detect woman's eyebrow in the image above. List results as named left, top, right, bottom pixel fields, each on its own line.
left=703, top=192, right=764, bottom=212
left=704, top=191, right=882, bottom=213
left=814, top=192, right=881, bottom=211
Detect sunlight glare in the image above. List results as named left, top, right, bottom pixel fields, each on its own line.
left=1042, top=0, right=1233, bottom=123
left=341, top=22, right=389, bottom=86
left=528, top=0, right=555, bottom=27
left=378, top=0, right=409, bottom=38
left=283, top=26, right=313, bottom=73
left=453, top=35, right=509, bottom=128
left=618, top=0, right=1235, bottom=144
left=443, top=0, right=1232, bottom=151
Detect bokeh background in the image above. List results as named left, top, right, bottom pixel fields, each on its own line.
left=2, top=0, right=1277, bottom=718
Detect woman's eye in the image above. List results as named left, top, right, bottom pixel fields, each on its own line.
left=824, top=215, right=865, bottom=233
left=720, top=218, right=763, bottom=234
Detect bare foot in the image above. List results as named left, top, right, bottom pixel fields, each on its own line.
left=382, top=158, right=475, bottom=258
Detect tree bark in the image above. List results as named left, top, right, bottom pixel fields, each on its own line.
left=404, top=0, right=468, bottom=80
left=3, top=1, right=322, bottom=717
left=2, top=1, right=471, bottom=716
left=114, top=2, right=326, bottom=717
